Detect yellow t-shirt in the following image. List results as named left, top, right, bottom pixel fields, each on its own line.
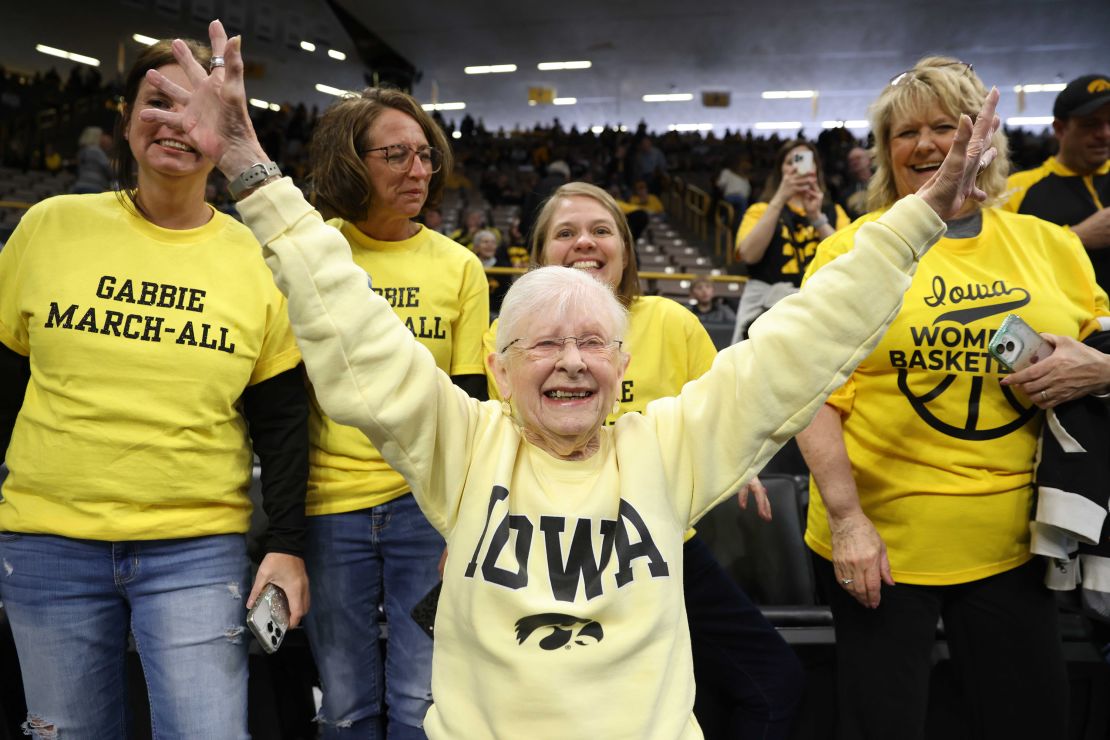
left=802, top=207, right=1110, bottom=584
left=0, top=193, right=301, bottom=540
left=305, top=220, right=489, bottom=516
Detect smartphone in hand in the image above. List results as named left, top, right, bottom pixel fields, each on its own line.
left=989, top=314, right=1052, bottom=372
left=247, top=583, right=290, bottom=654
left=792, top=149, right=815, bottom=176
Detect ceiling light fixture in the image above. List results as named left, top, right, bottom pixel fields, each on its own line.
left=422, top=102, right=466, bottom=111
left=1006, top=116, right=1054, bottom=126
left=590, top=125, right=605, bottom=134
left=464, top=64, right=517, bottom=74
left=762, top=90, right=816, bottom=99
left=132, top=34, right=158, bottom=46
left=821, top=120, right=869, bottom=129
left=300, top=41, right=316, bottom=52
left=642, top=93, right=693, bottom=103
left=328, top=50, right=346, bottom=61
left=1013, top=84, right=1066, bottom=93
left=553, top=97, right=577, bottom=105
left=537, top=61, right=592, bottom=71
left=315, top=83, right=354, bottom=97
left=754, top=121, right=802, bottom=130
left=35, top=44, right=99, bottom=67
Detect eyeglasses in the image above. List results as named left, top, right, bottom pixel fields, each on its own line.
left=501, top=335, right=623, bottom=359
left=360, top=144, right=444, bottom=174
left=889, top=61, right=973, bottom=87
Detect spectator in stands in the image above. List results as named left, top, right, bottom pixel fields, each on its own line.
left=474, top=228, right=512, bottom=313
left=149, top=23, right=1003, bottom=737
left=486, top=181, right=804, bottom=737
left=293, top=84, right=490, bottom=738
left=796, top=58, right=1109, bottom=740
left=732, top=140, right=849, bottom=342
left=689, top=277, right=736, bottom=327
left=450, top=207, right=500, bottom=248
left=422, top=206, right=445, bottom=233
left=716, top=153, right=753, bottom=216
left=69, top=125, right=112, bottom=194
left=633, top=135, right=668, bottom=193
left=626, top=178, right=665, bottom=214
left=0, top=36, right=309, bottom=738
left=1003, top=74, right=1110, bottom=292
left=843, top=146, right=872, bottom=219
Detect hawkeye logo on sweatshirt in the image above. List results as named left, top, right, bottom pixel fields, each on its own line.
left=514, top=614, right=604, bottom=650
left=463, top=486, right=670, bottom=601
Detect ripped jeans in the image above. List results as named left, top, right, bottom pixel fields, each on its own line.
left=0, top=533, right=251, bottom=740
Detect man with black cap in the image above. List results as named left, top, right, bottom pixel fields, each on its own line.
left=1005, top=74, right=1110, bottom=291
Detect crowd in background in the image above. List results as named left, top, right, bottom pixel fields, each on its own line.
left=0, top=62, right=1062, bottom=237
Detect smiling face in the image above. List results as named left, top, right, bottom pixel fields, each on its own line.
left=363, top=107, right=432, bottom=224
left=491, top=304, right=628, bottom=458
left=540, top=195, right=626, bottom=290
left=887, top=103, right=958, bottom=198
left=126, top=64, right=212, bottom=184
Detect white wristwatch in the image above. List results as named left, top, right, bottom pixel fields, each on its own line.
left=228, top=161, right=281, bottom=200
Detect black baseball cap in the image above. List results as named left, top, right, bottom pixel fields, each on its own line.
left=1053, top=74, right=1110, bottom=118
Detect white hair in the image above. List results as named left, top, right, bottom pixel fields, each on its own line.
left=496, top=266, right=629, bottom=353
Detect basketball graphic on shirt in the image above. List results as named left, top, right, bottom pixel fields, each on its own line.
left=890, top=278, right=1038, bottom=441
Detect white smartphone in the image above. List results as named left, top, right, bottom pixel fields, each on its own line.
left=792, top=150, right=815, bottom=175
left=247, top=583, right=290, bottom=654
left=989, top=314, right=1052, bottom=372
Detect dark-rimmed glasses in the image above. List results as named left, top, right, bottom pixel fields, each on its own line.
left=501, top=335, right=624, bottom=359
left=360, top=144, right=443, bottom=174
left=889, top=62, right=973, bottom=87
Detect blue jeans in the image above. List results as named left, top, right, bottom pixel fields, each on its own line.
left=304, top=494, right=442, bottom=739
left=0, top=533, right=251, bottom=740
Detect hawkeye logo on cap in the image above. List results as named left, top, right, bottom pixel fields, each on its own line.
left=1089, top=78, right=1110, bottom=94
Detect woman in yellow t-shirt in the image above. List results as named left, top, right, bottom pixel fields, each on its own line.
left=0, top=36, right=307, bottom=737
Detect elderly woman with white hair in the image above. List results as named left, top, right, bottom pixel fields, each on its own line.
left=142, top=22, right=1001, bottom=738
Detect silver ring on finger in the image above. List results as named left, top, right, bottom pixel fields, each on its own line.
left=210, top=56, right=226, bottom=69
left=1040, top=389, right=1049, bottom=402
left=841, top=578, right=854, bottom=585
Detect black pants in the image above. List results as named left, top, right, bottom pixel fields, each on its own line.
left=814, top=555, right=1068, bottom=740
left=687, top=535, right=805, bottom=739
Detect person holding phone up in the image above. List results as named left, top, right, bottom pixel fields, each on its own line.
left=796, top=57, right=1110, bottom=740
left=732, top=141, right=849, bottom=342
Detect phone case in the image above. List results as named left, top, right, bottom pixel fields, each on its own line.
left=410, top=581, right=442, bottom=640
left=989, top=314, right=1051, bottom=373
left=247, top=583, right=290, bottom=654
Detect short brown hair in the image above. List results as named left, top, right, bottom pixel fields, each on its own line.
left=114, top=38, right=211, bottom=217
left=529, top=182, right=642, bottom=307
left=867, top=56, right=1010, bottom=212
left=309, top=87, right=453, bottom=222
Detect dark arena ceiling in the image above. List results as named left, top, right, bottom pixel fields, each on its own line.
left=3, top=0, right=1108, bottom=134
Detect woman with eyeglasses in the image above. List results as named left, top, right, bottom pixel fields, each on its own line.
left=484, top=181, right=804, bottom=738
left=298, top=88, right=489, bottom=737
left=145, top=23, right=1002, bottom=738
left=797, top=57, right=1110, bottom=738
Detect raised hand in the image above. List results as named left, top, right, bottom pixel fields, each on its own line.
left=917, top=87, right=1001, bottom=220
left=138, top=20, right=269, bottom=180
